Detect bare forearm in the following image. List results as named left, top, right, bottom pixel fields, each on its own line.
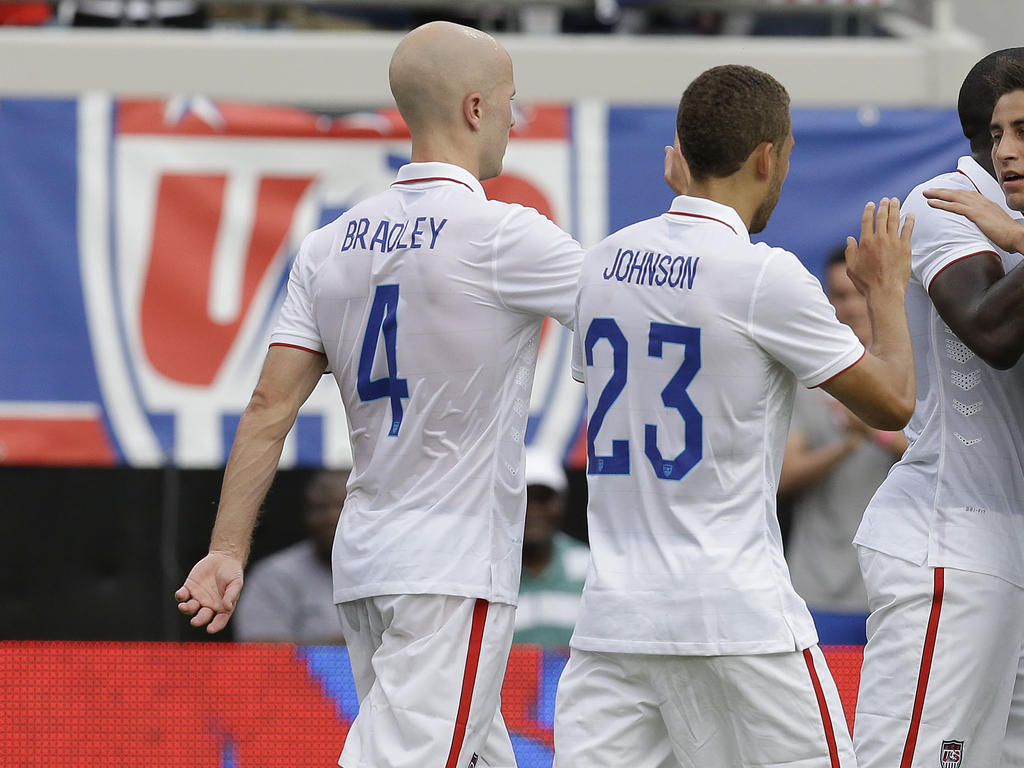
left=864, top=285, right=915, bottom=419
left=209, top=396, right=295, bottom=564
left=968, top=259, right=1024, bottom=368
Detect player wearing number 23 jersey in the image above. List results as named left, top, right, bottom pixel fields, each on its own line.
left=569, top=195, right=863, bottom=655
left=555, top=65, right=916, bottom=768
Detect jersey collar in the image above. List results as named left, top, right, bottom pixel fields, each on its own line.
left=956, top=155, right=1024, bottom=221
left=665, top=195, right=751, bottom=243
left=392, top=162, right=486, bottom=198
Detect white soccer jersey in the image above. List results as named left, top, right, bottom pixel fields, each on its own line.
left=570, top=195, right=864, bottom=655
left=854, top=156, right=1024, bottom=586
left=271, top=162, right=584, bottom=606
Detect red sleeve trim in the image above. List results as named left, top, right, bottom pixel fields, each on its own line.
left=269, top=342, right=326, bottom=356
left=928, top=249, right=1000, bottom=288
left=810, top=349, right=866, bottom=389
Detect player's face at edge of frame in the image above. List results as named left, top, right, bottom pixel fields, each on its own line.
left=991, top=88, right=1024, bottom=213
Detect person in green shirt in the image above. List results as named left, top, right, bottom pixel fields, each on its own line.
left=513, top=450, right=590, bottom=646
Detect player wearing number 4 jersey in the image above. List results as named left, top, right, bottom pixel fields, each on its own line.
left=175, top=21, right=584, bottom=768
left=554, top=65, right=916, bottom=768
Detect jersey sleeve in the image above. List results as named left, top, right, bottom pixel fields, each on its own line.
left=750, top=248, right=865, bottom=388
left=491, top=205, right=584, bottom=330
left=902, top=180, right=1001, bottom=292
left=269, top=231, right=326, bottom=354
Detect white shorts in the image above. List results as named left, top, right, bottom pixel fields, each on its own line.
left=855, top=547, right=1024, bottom=768
left=553, top=644, right=854, bottom=768
left=336, top=594, right=517, bottom=768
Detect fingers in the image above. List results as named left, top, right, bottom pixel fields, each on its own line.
left=859, top=200, right=876, bottom=241
left=885, top=196, right=901, bottom=236
left=190, top=606, right=215, bottom=627
left=177, top=597, right=200, bottom=616
left=208, top=611, right=233, bottom=634
left=663, top=144, right=690, bottom=196
left=223, top=580, right=243, bottom=614
left=900, top=212, right=915, bottom=244
left=923, top=187, right=975, bottom=214
left=923, top=187, right=969, bottom=203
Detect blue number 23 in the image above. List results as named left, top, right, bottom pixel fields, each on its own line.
left=585, top=319, right=702, bottom=480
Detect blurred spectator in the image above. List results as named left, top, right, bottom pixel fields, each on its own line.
left=233, top=469, right=348, bottom=643
left=780, top=247, right=907, bottom=644
left=513, top=450, right=589, bottom=646
left=67, top=0, right=207, bottom=27
left=0, top=2, right=52, bottom=24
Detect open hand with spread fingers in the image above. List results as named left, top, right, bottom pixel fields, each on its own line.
left=924, top=187, right=1024, bottom=255
left=844, top=197, right=915, bottom=298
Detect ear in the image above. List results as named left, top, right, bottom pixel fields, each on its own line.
left=754, top=141, right=775, bottom=180
left=463, top=92, right=484, bottom=132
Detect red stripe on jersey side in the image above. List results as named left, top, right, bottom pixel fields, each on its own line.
left=665, top=211, right=738, bottom=234
left=393, top=177, right=475, bottom=192
left=803, top=648, right=842, bottom=768
left=811, top=350, right=867, bottom=389
left=900, top=567, right=944, bottom=768
left=444, top=599, right=489, bottom=768
left=268, top=342, right=326, bottom=356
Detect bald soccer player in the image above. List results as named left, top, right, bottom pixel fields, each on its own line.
left=175, top=22, right=584, bottom=768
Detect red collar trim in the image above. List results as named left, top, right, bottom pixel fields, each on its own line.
left=392, top=176, right=475, bottom=192
left=666, top=211, right=738, bottom=235
left=956, top=168, right=983, bottom=194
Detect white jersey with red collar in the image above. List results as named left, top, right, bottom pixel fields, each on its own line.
left=271, top=161, right=584, bottom=605
left=570, top=195, right=864, bottom=655
left=854, top=156, right=1024, bottom=586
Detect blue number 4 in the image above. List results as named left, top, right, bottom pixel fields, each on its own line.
left=357, top=284, right=409, bottom=436
left=585, top=318, right=702, bottom=480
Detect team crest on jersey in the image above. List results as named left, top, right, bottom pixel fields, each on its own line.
left=940, top=740, right=963, bottom=768
left=468, top=753, right=479, bottom=767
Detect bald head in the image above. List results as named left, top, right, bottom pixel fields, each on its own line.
left=389, top=22, right=515, bottom=178
left=390, top=22, right=510, bottom=133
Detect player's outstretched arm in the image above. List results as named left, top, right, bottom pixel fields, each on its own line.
left=175, top=344, right=327, bottom=633
left=821, top=198, right=916, bottom=431
left=922, top=187, right=1024, bottom=369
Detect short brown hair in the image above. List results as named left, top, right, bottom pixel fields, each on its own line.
left=676, top=65, right=791, bottom=181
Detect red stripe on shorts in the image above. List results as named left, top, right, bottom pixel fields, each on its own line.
left=900, top=567, right=945, bottom=768
left=444, top=598, right=489, bottom=768
left=804, top=648, right=841, bottom=768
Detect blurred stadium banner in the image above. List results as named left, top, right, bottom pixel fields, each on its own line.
left=0, top=641, right=863, bottom=766
left=0, top=95, right=965, bottom=469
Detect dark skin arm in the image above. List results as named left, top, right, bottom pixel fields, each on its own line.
left=923, top=188, right=1024, bottom=370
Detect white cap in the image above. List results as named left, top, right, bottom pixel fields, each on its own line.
left=524, top=448, right=568, bottom=493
